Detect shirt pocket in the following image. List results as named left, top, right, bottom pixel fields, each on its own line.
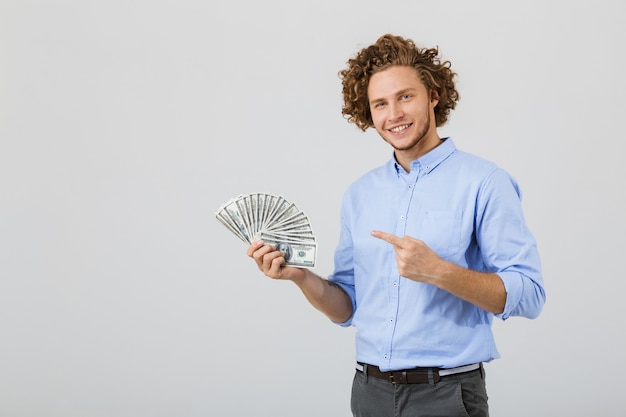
left=413, top=210, right=463, bottom=259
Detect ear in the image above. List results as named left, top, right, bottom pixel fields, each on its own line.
left=430, top=89, right=440, bottom=106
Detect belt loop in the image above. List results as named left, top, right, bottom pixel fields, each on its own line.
left=428, top=369, right=434, bottom=386
left=479, top=362, right=484, bottom=379
left=363, top=363, right=369, bottom=383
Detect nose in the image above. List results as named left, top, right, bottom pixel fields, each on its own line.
left=388, top=102, right=404, bottom=122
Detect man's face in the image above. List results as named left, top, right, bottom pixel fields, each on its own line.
left=277, top=243, right=291, bottom=258
left=367, top=65, right=440, bottom=159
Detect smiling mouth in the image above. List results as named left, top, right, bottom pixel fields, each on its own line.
left=388, top=123, right=412, bottom=133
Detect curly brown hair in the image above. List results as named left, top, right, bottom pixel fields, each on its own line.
left=339, top=34, right=459, bottom=131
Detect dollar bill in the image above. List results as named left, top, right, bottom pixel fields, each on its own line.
left=260, top=238, right=317, bottom=268
left=215, top=192, right=317, bottom=268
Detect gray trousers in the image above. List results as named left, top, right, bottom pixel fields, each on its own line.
left=351, top=367, right=489, bottom=417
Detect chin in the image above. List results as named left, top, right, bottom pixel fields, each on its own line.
left=389, top=136, right=422, bottom=151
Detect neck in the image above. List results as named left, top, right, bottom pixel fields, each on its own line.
left=395, top=134, right=442, bottom=173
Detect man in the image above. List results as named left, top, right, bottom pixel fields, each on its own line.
left=248, top=34, right=545, bottom=417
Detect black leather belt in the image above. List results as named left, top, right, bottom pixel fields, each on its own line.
left=357, top=362, right=481, bottom=385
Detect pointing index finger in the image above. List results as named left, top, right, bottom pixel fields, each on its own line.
left=371, top=230, right=401, bottom=246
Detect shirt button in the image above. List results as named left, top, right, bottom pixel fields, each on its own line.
left=384, top=354, right=389, bottom=359
left=400, top=215, right=405, bottom=220
left=389, top=318, right=394, bottom=323
left=393, top=281, right=398, bottom=287
left=408, top=185, right=412, bottom=189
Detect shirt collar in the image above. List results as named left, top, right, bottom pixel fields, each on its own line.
left=391, top=137, right=457, bottom=176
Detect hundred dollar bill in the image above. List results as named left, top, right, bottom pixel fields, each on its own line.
left=260, top=230, right=316, bottom=243
left=223, top=197, right=252, bottom=243
left=216, top=211, right=248, bottom=243
left=269, top=202, right=301, bottom=226
left=216, top=192, right=318, bottom=268
left=268, top=212, right=311, bottom=231
left=261, top=238, right=317, bottom=268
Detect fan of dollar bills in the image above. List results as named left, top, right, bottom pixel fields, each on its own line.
left=215, top=192, right=317, bottom=268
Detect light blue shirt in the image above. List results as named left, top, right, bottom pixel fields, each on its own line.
left=328, top=138, right=545, bottom=371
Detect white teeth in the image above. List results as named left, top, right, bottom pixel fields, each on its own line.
left=390, top=125, right=409, bottom=133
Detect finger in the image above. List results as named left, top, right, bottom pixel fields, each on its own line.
left=248, top=243, right=274, bottom=260
left=371, top=230, right=401, bottom=246
left=250, top=244, right=275, bottom=267
left=246, top=240, right=266, bottom=257
left=268, top=255, right=286, bottom=275
left=263, top=251, right=285, bottom=273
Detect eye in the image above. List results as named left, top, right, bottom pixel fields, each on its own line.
left=400, top=94, right=412, bottom=101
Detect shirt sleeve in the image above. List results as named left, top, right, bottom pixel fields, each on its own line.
left=327, top=193, right=357, bottom=327
left=476, top=168, right=546, bottom=320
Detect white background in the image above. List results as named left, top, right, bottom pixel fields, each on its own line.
left=1, top=1, right=625, bottom=416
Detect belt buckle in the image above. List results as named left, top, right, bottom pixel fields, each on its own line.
left=389, top=371, right=407, bottom=384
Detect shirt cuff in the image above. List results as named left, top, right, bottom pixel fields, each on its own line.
left=494, top=270, right=523, bottom=320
